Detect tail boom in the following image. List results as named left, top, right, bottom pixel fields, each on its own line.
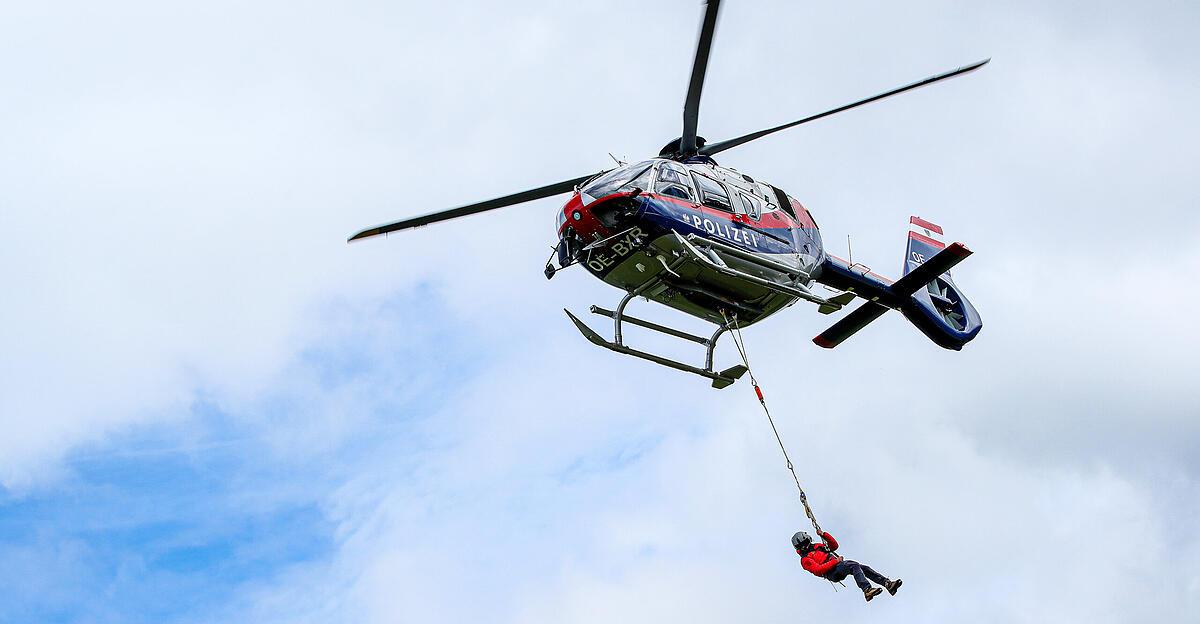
left=812, top=217, right=982, bottom=349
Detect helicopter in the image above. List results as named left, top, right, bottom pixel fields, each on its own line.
left=350, top=0, right=986, bottom=389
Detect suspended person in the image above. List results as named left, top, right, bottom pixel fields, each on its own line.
left=792, top=531, right=902, bottom=602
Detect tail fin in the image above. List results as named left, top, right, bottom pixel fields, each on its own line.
left=812, top=217, right=982, bottom=349
left=896, top=216, right=982, bottom=350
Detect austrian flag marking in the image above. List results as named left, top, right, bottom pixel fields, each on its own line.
left=908, top=215, right=945, bottom=249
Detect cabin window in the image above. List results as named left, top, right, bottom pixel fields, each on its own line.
left=692, top=172, right=734, bottom=212
left=659, top=184, right=693, bottom=201
left=655, top=163, right=695, bottom=201
left=738, top=192, right=763, bottom=220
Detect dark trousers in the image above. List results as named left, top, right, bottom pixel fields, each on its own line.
left=824, top=560, right=888, bottom=592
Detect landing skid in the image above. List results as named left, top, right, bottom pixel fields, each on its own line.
left=563, top=229, right=859, bottom=388
left=564, top=287, right=748, bottom=389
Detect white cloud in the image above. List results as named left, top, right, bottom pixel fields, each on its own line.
left=1, top=0, right=1197, bottom=621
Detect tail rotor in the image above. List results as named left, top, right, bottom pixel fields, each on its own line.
left=900, top=216, right=981, bottom=349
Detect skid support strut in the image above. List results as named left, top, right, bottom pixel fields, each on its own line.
left=564, top=271, right=748, bottom=389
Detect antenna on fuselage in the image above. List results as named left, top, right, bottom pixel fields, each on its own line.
left=847, top=235, right=853, bottom=265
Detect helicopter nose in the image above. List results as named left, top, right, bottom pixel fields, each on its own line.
left=558, top=193, right=608, bottom=241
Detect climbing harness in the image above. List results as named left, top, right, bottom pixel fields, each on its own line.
left=722, top=311, right=844, bottom=590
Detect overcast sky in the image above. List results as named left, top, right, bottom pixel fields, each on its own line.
left=1, top=1, right=1198, bottom=622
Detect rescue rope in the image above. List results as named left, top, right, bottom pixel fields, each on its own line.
left=721, top=311, right=825, bottom=538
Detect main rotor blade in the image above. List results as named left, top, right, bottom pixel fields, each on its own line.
left=681, top=0, right=722, bottom=155
left=348, top=172, right=603, bottom=242
left=700, top=58, right=990, bottom=156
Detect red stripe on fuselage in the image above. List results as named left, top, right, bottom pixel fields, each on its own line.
left=908, top=230, right=946, bottom=249
left=643, top=193, right=802, bottom=231
left=789, top=199, right=818, bottom=229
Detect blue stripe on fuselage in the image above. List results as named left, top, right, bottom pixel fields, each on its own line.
left=817, top=255, right=896, bottom=304
left=638, top=196, right=797, bottom=255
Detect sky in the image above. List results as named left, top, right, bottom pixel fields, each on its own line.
left=1, top=0, right=1198, bottom=622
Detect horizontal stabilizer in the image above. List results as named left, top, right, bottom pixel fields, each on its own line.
left=813, top=301, right=889, bottom=349
left=891, top=242, right=972, bottom=296
left=818, top=291, right=857, bottom=315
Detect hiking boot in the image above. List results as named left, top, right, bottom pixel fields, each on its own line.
left=864, top=587, right=882, bottom=602
left=885, top=578, right=903, bottom=596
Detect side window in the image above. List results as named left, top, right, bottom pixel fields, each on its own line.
left=738, top=192, right=762, bottom=220
left=692, top=172, right=733, bottom=212
left=660, top=185, right=692, bottom=201
left=656, top=164, right=695, bottom=202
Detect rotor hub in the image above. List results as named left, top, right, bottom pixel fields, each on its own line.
left=658, top=136, right=708, bottom=160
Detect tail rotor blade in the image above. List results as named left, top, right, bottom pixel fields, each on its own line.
left=348, top=172, right=604, bottom=242
left=681, top=0, right=722, bottom=156
left=701, top=58, right=990, bottom=156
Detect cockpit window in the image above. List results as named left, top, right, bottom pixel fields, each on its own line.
left=582, top=161, right=654, bottom=199
left=655, top=163, right=695, bottom=201
left=629, top=165, right=654, bottom=193
left=692, top=172, right=733, bottom=212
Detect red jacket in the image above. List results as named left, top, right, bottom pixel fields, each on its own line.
left=798, top=532, right=842, bottom=577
